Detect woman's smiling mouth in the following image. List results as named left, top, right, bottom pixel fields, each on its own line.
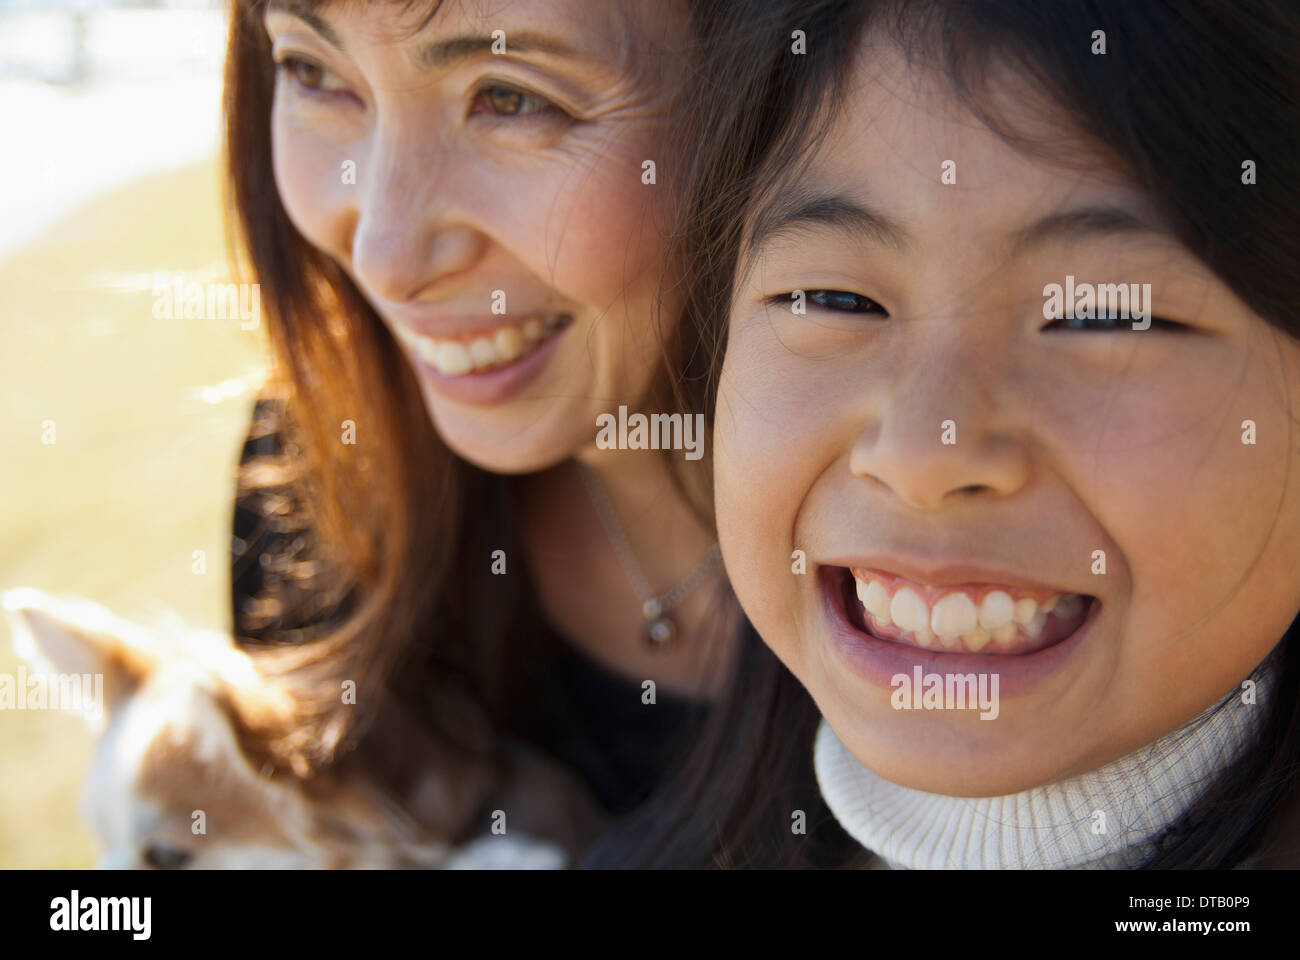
left=392, top=312, right=574, bottom=376
left=392, top=311, right=577, bottom=406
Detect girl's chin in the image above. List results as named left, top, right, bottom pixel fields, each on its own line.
left=831, top=723, right=1074, bottom=798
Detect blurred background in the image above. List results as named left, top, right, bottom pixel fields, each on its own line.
left=0, top=0, right=267, bottom=867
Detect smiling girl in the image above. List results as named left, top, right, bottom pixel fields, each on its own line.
left=624, top=0, right=1300, bottom=867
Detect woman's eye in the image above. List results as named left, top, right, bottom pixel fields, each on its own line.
left=768, top=290, right=887, bottom=315
left=471, top=84, right=566, bottom=120
left=274, top=55, right=348, bottom=96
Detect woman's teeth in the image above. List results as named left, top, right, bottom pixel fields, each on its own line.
left=851, top=568, right=1088, bottom=654
left=397, top=313, right=572, bottom=376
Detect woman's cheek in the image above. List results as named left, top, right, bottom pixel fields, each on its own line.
left=548, top=165, right=664, bottom=304
left=503, top=146, right=671, bottom=382
left=524, top=119, right=664, bottom=269
left=271, top=114, right=353, bottom=252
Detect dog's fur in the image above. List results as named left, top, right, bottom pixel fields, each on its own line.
left=2, top=588, right=603, bottom=869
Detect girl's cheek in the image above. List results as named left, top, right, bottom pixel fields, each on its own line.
left=1027, top=335, right=1248, bottom=578
left=1043, top=333, right=1300, bottom=691
left=715, top=333, right=832, bottom=645
left=715, top=421, right=799, bottom=662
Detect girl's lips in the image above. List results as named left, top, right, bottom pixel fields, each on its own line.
left=818, top=565, right=1100, bottom=698
left=411, top=317, right=571, bottom=406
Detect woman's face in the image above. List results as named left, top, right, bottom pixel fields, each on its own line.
left=715, top=40, right=1300, bottom=796
left=265, top=0, right=685, bottom=473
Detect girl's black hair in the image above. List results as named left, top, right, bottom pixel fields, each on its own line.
left=591, top=0, right=1300, bottom=867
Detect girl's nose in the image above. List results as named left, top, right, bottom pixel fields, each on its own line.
left=848, top=347, right=1030, bottom=510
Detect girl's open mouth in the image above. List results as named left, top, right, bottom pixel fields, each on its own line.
left=832, top=566, right=1095, bottom=656
left=817, top=564, right=1102, bottom=694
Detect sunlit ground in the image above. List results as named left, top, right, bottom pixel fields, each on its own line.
left=0, top=154, right=267, bottom=868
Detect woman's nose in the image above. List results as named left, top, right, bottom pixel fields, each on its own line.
left=347, top=130, right=487, bottom=304
left=848, top=344, right=1030, bottom=510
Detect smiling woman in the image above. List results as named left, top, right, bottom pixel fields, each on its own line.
left=219, top=0, right=746, bottom=865
left=258, top=0, right=686, bottom=471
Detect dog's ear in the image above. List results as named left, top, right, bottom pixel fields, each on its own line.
left=1, top=588, right=155, bottom=727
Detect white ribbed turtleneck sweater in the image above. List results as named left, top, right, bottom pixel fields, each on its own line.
left=814, top=671, right=1273, bottom=869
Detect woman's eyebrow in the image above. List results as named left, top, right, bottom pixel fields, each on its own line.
left=747, top=188, right=911, bottom=255
left=419, top=33, right=585, bottom=69
left=265, top=0, right=585, bottom=67
left=266, top=1, right=341, bottom=47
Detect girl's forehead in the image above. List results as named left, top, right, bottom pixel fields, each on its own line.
left=834, top=40, right=1077, bottom=184
left=747, top=40, right=1159, bottom=256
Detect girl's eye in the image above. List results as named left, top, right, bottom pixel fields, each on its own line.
left=768, top=290, right=888, bottom=315
left=470, top=84, right=566, bottom=120
left=1042, top=314, right=1183, bottom=332
left=274, top=55, right=348, bottom=96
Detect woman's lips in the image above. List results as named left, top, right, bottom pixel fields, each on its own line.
left=405, top=314, right=574, bottom=406
left=818, top=565, right=1100, bottom=697
left=394, top=312, right=573, bottom=374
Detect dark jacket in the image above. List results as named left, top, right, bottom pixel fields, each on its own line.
left=228, top=392, right=706, bottom=821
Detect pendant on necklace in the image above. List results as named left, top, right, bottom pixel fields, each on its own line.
left=642, top=598, right=676, bottom=649
left=646, top=616, right=676, bottom=648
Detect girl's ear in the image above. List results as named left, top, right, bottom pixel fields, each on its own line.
left=1, top=587, right=155, bottom=727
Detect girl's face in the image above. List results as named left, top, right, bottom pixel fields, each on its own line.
left=715, top=40, right=1300, bottom=797
left=265, top=0, right=685, bottom=473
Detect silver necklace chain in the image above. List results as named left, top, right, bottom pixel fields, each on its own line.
left=579, top=464, right=722, bottom=623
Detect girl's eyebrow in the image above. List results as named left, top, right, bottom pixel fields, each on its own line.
left=265, top=0, right=586, bottom=68
left=1008, top=205, right=1164, bottom=257
left=748, top=188, right=911, bottom=255
left=748, top=189, right=1165, bottom=261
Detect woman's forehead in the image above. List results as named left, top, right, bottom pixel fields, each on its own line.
left=263, top=0, right=684, bottom=62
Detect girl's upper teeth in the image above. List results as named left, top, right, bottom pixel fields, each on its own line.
left=978, top=590, right=1015, bottom=629
left=851, top=568, right=1087, bottom=654
left=398, top=313, right=571, bottom=375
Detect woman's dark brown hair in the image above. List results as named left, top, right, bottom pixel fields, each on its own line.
left=590, top=0, right=1300, bottom=867
left=220, top=0, right=716, bottom=796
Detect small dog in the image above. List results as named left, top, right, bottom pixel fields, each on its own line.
left=2, top=588, right=602, bottom=869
